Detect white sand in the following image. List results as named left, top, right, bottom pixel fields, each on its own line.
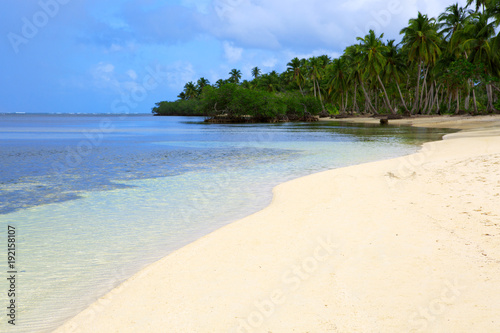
left=55, top=116, right=500, bottom=333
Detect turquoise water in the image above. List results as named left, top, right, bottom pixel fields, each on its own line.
left=0, top=115, right=454, bottom=332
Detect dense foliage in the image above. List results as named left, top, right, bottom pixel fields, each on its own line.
left=153, top=0, right=500, bottom=121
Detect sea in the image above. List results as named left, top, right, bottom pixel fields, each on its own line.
left=0, top=114, right=455, bottom=332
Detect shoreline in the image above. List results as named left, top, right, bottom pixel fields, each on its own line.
left=55, top=115, right=500, bottom=332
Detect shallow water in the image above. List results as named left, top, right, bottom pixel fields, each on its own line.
left=0, top=114, right=454, bottom=332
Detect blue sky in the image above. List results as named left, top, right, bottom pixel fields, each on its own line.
left=1, top=0, right=468, bottom=114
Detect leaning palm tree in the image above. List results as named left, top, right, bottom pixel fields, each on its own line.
left=307, top=57, right=321, bottom=99
left=357, top=30, right=396, bottom=114
left=457, top=12, right=498, bottom=112
left=307, top=57, right=328, bottom=110
left=384, top=40, right=410, bottom=114
left=344, top=44, right=377, bottom=114
left=228, top=69, right=242, bottom=84
left=400, top=12, right=442, bottom=114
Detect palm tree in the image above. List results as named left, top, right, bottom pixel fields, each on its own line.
left=327, top=58, right=348, bottom=113
left=308, top=57, right=327, bottom=110
left=466, top=0, right=491, bottom=12
left=344, top=44, right=377, bottom=114
left=228, top=69, right=242, bottom=84
left=357, top=30, right=396, bottom=114
left=438, top=3, right=471, bottom=42
left=251, top=67, right=261, bottom=79
left=196, top=77, right=210, bottom=95
left=287, top=57, right=305, bottom=95
left=183, top=81, right=198, bottom=100
left=458, top=12, right=498, bottom=112
left=317, top=55, right=332, bottom=67
left=488, top=0, right=500, bottom=25
left=384, top=40, right=410, bottom=114
left=215, top=79, right=226, bottom=88
left=400, top=12, right=442, bottom=114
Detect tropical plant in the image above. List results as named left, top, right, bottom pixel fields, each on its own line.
left=400, top=12, right=442, bottom=114
left=228, top=69, right=242, bottom=84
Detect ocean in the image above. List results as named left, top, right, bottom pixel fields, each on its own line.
left=0, top=114, right=454, bottom=332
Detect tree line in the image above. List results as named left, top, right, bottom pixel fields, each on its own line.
left=152, top=0, right=500, bottom=121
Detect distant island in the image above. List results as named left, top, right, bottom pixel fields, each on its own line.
left=153, top=1, right=500, bottom=122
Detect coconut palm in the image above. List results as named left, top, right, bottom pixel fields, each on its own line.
left=357, top=30, right=396, bottom=114
left=228, top=69, right=242, bottom=84
left=215, top=79, right=226, bottom=88
left=196, top=77, right=210, bottom=95
left=344, top=44, right=377, bottom=114
left=287, top=57, right=305, bottom=95
left=400, top=12, right=442, bottom=114
left=488, top=0, right=500, bottom=24
left=466, top=0, right=491, bottom=12
left=384, top=40, right=410, bottom=114
left=457, top=12, right=498, bottom=112
left=327, top=58, right=349, bottom=113
left=251, top=67, right=261, bottom=79
left=438, top=3, right=471, bottom=42
left=183, top=81, right=198, bottom=100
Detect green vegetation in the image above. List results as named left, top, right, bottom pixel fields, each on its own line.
left=153, top=0, right=500, bottom=121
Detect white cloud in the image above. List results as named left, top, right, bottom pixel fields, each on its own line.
left=208, top=0, right=469, bottom=53
left=262, top=57, right=277, bottom=68
left=223, top=41, right=243, bottom=62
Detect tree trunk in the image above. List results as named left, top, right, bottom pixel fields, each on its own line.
left=486, top=84, right=496, bottom=113
left=353, top=83, right=358, bottom=114
left=394, top=76, right=409, bottom=115
left=429, top=84, right=440, bottom=115
left=423, top=82, right=433, bottom=114
left=360, top=80, right=377, bottom=114
left=312, top=77, right=317, bottom=98
left=377, top=74, right=396, bottom=114
left=472, top=86, right=478, bottom=115
left=419, top=65, right=429, bottom=113
left=455, top=90, right=460, bottom=114
left=412, top=61, right=422, bottom=115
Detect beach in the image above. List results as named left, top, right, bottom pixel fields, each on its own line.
left=55, top=115, right=500, bottom=333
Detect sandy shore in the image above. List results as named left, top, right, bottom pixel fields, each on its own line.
left=55, top=116, right=500, bottom=333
